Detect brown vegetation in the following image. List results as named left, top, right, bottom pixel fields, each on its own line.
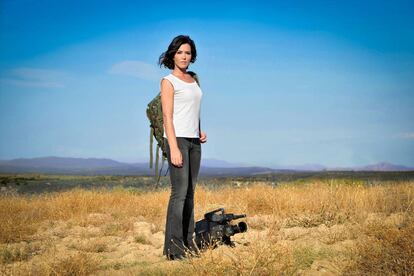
left=1, top=179, right=413, bottom=275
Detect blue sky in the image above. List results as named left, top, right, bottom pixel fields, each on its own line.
left=1, top=0, right=413, bottom=167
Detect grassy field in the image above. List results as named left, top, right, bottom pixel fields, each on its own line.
left=1, top=174, right=413, bottom=275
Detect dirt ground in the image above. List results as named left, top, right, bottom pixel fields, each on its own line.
left=1, top=211, right=409, bottom=275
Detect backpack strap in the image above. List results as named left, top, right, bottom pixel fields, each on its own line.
left=155, top=157, right=166, bottom=189
left=155, top=146, right=159, bottom=180
left=149, top=128, right=154, bottom=169
left=188, top=71, right=200, bottom=86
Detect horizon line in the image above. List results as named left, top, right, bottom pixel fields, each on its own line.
left=0, top=155, right=413, bottom=169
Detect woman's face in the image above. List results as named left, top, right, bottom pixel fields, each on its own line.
left=173, top=43, right=192, bottom=69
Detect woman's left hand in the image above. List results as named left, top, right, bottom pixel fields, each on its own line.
left=200, top=131, right=207, bottom=143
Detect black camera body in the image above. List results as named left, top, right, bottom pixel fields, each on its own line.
left=194, top=208, right=248, bottom=250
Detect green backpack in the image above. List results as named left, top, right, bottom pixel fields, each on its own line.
left=146, top=71, right=200, bottom=186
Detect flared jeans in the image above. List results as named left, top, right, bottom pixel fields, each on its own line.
left=163, top=137, right=201, bottom=259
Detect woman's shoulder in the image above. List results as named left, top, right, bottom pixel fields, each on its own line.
left=160, top=74, right=174, bottom=90
left=161, top=73, right=173, bottom=81
left=161, top=74, right=175, bottom=84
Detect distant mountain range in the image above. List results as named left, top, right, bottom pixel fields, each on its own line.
left=0, top=156, right=412, bottom=176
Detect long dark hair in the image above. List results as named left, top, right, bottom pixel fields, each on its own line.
left=158, top=35, right=197, bottom=69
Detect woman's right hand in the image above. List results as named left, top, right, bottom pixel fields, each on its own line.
left=170, top=147, right=183, bottom=167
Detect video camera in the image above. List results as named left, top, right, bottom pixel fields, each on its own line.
left=194, top=208, right=248, bottom=250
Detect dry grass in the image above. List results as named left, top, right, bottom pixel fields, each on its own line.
left=345, top=217, right=414, bottom=275
left=1, top=180, right=413, bottom=275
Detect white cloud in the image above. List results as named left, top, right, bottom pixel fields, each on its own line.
left=0, top=67, right=69, bottom=88
left=400, top=132, right=414, bottom=139
left=108, top=60, right=160, bottom=80
left=0, top=78, right=64, bottom=88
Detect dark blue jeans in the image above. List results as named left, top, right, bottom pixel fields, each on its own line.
left=163, top=137, right=201, bottom=259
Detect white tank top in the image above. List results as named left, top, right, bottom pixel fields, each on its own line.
left=161, top=73, right=203, bottom=138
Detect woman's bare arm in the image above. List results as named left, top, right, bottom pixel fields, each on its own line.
left=160, top=78, right=183, bottom=166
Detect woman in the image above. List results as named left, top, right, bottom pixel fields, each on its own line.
left=158, top=35, right=207, bottom=260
